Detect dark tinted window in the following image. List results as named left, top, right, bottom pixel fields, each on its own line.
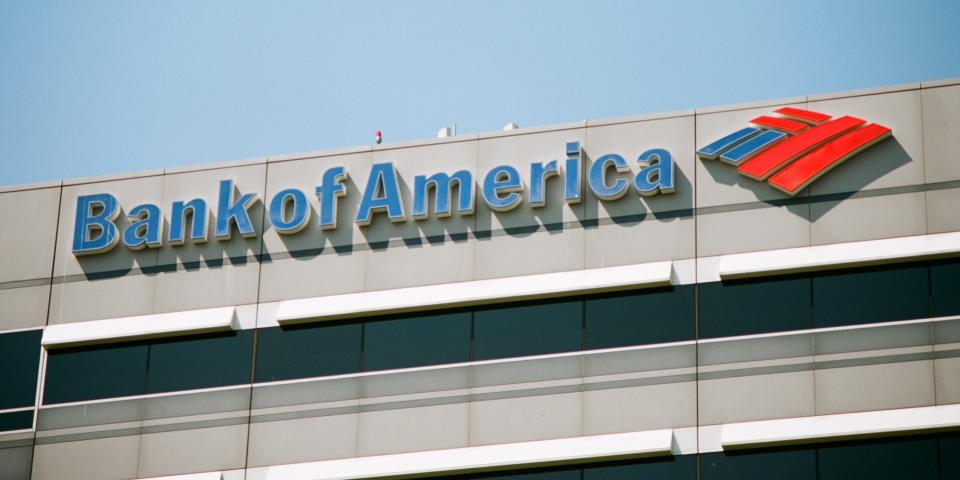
left=813, top=264, right=929, bottom=328
left=940, top=434, right=960, bottom=480
left=255, top=322, right=362, bottom=383
left=700, top=448, right=816, bottom=480
left=0, top=410, right=33, bottom=432
left=44, top=342, right=148, bottom=404
left=583, top=455, right=696, bottom=479
left=363, top=311, right=471, bottom=371
left=0, top=329, right=42, bottom=409
left=146, top=330, right=254, bottom=393
left=817, top=437, right=937, bottom=480
left=699, top=276, right=811, bottom=339
left=473, top=299, right=582, bottom=361
left=585, top=286, right=695, bottom=349
left=931, top=259, right=960, bottom=317
left=472, top=466, right=580, bottom=479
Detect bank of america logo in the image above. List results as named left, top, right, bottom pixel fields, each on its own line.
left=697, top=107, right=892, bottom=196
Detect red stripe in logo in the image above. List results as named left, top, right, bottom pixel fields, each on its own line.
left=768, top=124, right=893, bottom=195
left=737, top=116, right=866, bottom=180
left=749, top=116, right=810, bottom=134
left=773, top=107, right=832, bottom=124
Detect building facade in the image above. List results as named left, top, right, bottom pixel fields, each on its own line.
left=0, top=79, right=959, bottom=479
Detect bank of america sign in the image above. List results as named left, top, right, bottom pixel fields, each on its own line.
left=71, top=142, right=675, bottom=256
left=697, top=107, right=892, bottom=196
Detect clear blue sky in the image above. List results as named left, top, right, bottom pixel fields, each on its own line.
left=1, top=0, right=958, bottom=187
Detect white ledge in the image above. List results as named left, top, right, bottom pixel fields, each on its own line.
left=248, top=430, right=674, bottom=480
left=42, top=307, right=238, bottom=348
left=277, top=262, right=675, bottom=324
left=718, top=232, right=960, bottom=280
left=722, top=404, right=960, bottom=449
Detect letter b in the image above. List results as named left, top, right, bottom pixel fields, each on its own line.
left=73, top=193, right=121, bottom=255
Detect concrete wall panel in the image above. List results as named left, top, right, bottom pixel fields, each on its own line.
left=584, top=216, right=694, bottom=268
left=697, top=203, right=810, bottom=257
left=926, top=187, right=960, bottom=234
left=921, top=84, right=960, bottom=183
left=814, top=361, right=935, bottom=415
left=31, top=435, right=140, bottom=480
left=582, top=381, right=696, bottom=435
left=246, top=414, right=358, bottom=468
left=0, top=186, right=61, bottom=283
left=137, top=424, right=249, bottom=478
left=810, top=191, right=926, bottom=245
left=0, top=284, right=50, bottom=331
left=468, top=391, right=581, bottom=447
left=357, top=403, right=468, bottom=456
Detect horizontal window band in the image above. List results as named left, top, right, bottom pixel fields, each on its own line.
left=33, top=315, right=960, bottom=413
left=718, top=231, right=960, bottom=280
left=41, top=306, right=238, bottom=348
left=721, top=404, right=960, bottom=450
left=247, top=429, right=674, bottom=480
left=34, top=324, right=958, bottom=435
left=277, top=261, right=675, bottom=324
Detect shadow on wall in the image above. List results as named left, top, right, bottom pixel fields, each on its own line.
left=806, top=138, right=912, bottom=221
left=699, top=137, right=911, bottom=222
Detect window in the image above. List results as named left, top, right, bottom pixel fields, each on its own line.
left=817, top=437, right=937, bottom=480
left=472, top=467, right=580, bottom=479
left=254, top=322, right=362, bottom=383
left=931, top=258, right=960, bottom=317
left=0, top=329, right=42, bottom=409
left=146, top=330, right=254, bottom=394
left=0, top=410, right=33, bottom=433
left=699, top=276, right=811, bottom=339
left=363, top=311, right=471, bottom=371
left=44, top=341, right=148, bottom=404
left=585, top=286, right=695, bottom=349
left=940, top=434, right=960, bottom=480
left=700, top=448, right=816, bottom=480
left=813, top=264, right=929, bottom=328
left=583, top=455, right=696, bottom=479
left=473, top=299, right=582, bottom=361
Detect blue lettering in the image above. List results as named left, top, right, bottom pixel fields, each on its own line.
left=482, top=165, right=523, bottom=212
left=72, top=193, right=121, bottom=255
left=215, top=179, right=259, bottom=240
left=529, top=160, right=559, bottom=208
left=565, top=142, right=582, bottom=204
left=412, top=170, right=474, bottom=220
left=168, top=198, right=207, bottom=245
left=270, top=188, right=310, bottom=234
left=589, top=153, right=630, bottom=200
left=316, top=166, right=348, bottom=230
left=634, top=149, right=675, bottom=196
left=122, top=204, right=163, bottom=250
left=356, top=163, right=406, bottom=226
